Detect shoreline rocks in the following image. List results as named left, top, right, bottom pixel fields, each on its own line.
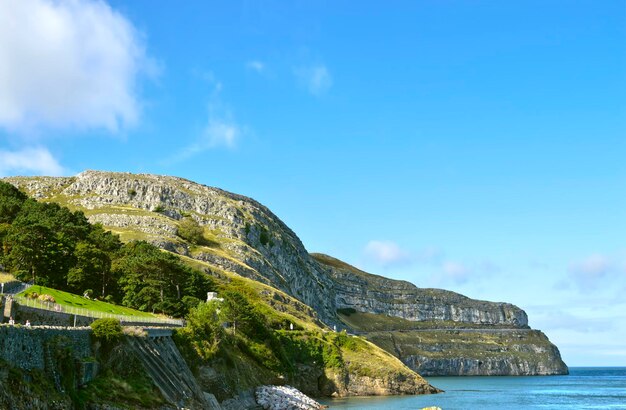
left=255, top=385, right=325, bottom=410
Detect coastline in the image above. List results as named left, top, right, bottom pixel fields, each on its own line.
left=319, top=367, right=626, bottom=410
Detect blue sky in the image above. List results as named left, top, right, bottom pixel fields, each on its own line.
left=1, top=0, right=625, bottom=366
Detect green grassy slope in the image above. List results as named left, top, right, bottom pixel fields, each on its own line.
left=19, top=286, right=156, bottom=317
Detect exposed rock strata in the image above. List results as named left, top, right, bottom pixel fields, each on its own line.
left=315, top=254, right=527, bottom=327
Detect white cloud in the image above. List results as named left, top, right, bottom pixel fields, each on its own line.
left=441, top=261, right=472, bottom=284
left=167, top=78, right=245, bottom=163
left=247, top=60, right=265, bottom=73
left=531, top=308, right=615, bottom=333
left=0, top=0, right=153, bottom=133
left=416, top=246, right=444, bottom=264
left=295, top=64, right=332, bottom=96
left=568, top=254, right=614, bottom=291
left=169, top=112, right=242, bottom=163
left=363, top=240, right=412, bottom=268
left=0, top=146, right=65, bottom=176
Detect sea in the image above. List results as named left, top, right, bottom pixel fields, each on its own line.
left=319, top=368, right=626, bottom=409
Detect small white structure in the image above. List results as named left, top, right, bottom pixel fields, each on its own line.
left=207, top=292, right=224, bottom=302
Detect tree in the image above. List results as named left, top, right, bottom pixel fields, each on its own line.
left=221, top=290, right=256, bottom=335
left=177, top=217, right=205, bottom=245
left=113, top=241, right=200, bottom=315
left=187, top=301, right=223, bottom=349
left=5, top=222, right=52, bottom=284
left=0, top=181, right=27, bottom=224
left=67, top=241, right=112, bottom=297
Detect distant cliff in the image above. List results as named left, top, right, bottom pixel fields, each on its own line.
left=5, top=170, right=568, bottom=376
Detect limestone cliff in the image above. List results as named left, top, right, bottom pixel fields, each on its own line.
left=5, top=170, right=568, bottom=377
left=6, top=171, right=338, bottom=326
left=312, top=254, right=567, bottom=376
left=313, top=254, right=527, bottom=327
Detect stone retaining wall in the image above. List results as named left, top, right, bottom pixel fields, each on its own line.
left=0, top=326, right=92, bottom=371
left=14, top=304, right=95, bottom=327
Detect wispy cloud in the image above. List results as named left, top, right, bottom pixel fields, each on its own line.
left=167, top=75, right=246, bottom=163
left=168, top=106, right=243, bottom=164
left=0, top=0, right=154, bottom=134
left=416, top=246, right=445, bottom=264
left=295, top=64, right=332, bottom=96
left=0, top=146, right=65, bottom=176
left=566, top=254, right=616, bottom=291
left=531, top=308, right=615, bottom=333
left=363, top=240, right=412, bottom=268
left=440, top=261, right=472, bottom=284
left=428, top=258, right=501, bottom=286
left=247, top=60, right=265, bottom=73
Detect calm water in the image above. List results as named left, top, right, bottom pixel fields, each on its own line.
left=320, top=368, right=626, bottom=409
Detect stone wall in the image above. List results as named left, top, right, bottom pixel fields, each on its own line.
left=11, top=303, right=96, bottom=327
left=0, top=326, right=92, bottom=371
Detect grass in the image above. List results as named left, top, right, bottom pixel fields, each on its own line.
left=338, top=310, right=514, bottom=332
left=365, top=328, right=555, bottom=362
left=18, top=286, right=156, bottom=317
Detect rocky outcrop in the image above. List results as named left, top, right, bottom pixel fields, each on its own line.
left=366, top=328, right=568, bottom=376
left=320, top=368, right=440, bottom=397
left=255, top=385, right=324, bottom=410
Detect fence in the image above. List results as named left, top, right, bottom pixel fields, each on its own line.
left=0, top=281, right=30, bottom=295
left=11, top=295, right=184, bottom=327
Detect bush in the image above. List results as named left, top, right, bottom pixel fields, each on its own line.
left=37, top=294, right=55, bottom=303
left=337, top=307, right=357, bottom=316
left=177, top=217, right=205, bottom=245
left=91, top=318, right=123, bottom=344
left=259, top=228, right=270, bottom=246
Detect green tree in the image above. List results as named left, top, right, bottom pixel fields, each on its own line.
left=221, top=290, right=257, bottom=336
left=113, top=241, right=200, bottom=315
left=0, top=181, right=27, bottom=224
left=4, top=222, right=52, bottom=284
left=4, top=199, right=93, bottom=286
left=177, top=217, right=205, bottom=245
left=67, top=241, right=112, bottom=297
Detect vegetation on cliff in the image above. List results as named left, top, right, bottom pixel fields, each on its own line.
left=1, top=177, right=438, bottom=405
left=173, top=277, right=437, bottom=399
left=0, top=180, right=211, bottom=317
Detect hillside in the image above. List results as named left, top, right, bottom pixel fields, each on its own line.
left=5, top=170, right=568, bottom=376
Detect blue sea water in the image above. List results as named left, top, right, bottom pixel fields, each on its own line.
left=320, top=368, right=626, bottom=409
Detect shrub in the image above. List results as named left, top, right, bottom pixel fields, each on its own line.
left=91, top=318, right=123, bottom=344
left=37, top=294, right=55, bottom=303
left=177, top=217, right=205, bottom=245
left=337, top=307, right=357, bottom=316
left=259, top=227, right=270, bottom=246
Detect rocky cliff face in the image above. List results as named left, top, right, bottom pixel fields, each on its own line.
left=5, top=170, right=567, bottom=376
left=313, top=254, right=528, bottom=327
left=313, top=255, right=567, bottom=376
left=367, top=328, right=568, bottom=376
left=6, top=171, right=338, bottom=326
